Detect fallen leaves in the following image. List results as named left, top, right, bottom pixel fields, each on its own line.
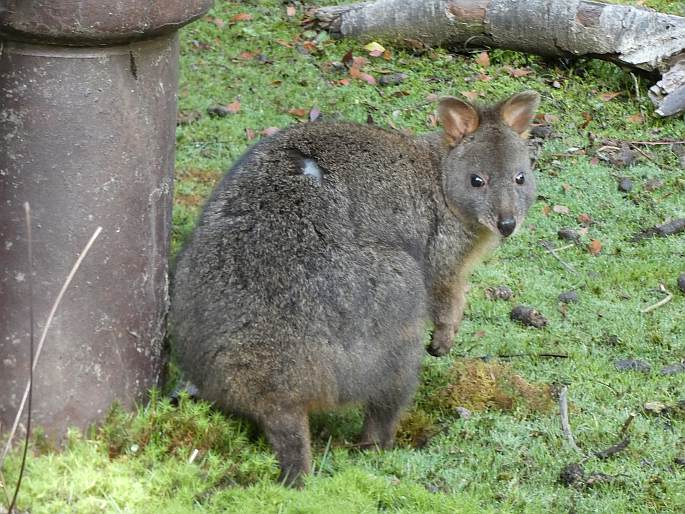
left=231, top=13, right=253, bottom=23
left=349, top=66, right=376, bottom=85
left=598, top=91, right=622, bottom=102
left=340, top=50, right=377, bottom=85
left=363, top=41, right=386, bottom=56
left=504, top=66, right=533, bottom=78
left=309, top=106, right=321, bottom=122
left=475, top=51, right=490, bottom=67
left=288, top=108, right=308, bottom=118
left=587, top=239, right=602, bottom=256
left=207, top=101, right=240, bottom=117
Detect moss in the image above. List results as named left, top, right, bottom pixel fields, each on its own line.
left=440, top=359, right=555, bottom=414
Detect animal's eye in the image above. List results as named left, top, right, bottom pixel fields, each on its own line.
left=515, top=171, right=525, bottom=185
left=470, top=174, right=485, bottom=188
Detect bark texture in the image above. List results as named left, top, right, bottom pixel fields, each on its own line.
left=312, top=0, right=685, bottom=116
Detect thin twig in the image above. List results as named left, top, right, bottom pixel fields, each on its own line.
left=494, top=352, right=569, bottom=359
left=559, top=386, right=582, bottom=453
left=619, top=413, right=636, bottom=438
left=0, top=226, right=103, bottom=468
left=540, top=241, right=577, bottom=273
left=591, top=379, right=619, bottom=397
left=640, top=284, right=673, bottom=314
left=628, top=143, right=655, bottom=163
left=554, top=243, right=575, bottom=252
left=7, top=203, right=35, bottom=513
left=626, top=140, right=685, bottom=145
left=595, top=437, right=630, bottom=459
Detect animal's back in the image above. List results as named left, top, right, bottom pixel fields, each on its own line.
left=170, top=122, right=436, bottom=417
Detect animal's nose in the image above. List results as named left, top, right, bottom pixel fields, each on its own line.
left=497, top=217, right=516, bottom=237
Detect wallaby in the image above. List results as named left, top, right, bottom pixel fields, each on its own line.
left=170, top=90, right=540, bottom=486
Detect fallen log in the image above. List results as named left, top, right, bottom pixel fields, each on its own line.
left=310, top=0, right=685, bottom=116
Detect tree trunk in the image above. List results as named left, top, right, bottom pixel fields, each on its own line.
left=311, top=0, right=685, bottom=116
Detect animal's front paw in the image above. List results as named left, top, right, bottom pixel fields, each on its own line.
left=427, top=324, right=455, bottom=357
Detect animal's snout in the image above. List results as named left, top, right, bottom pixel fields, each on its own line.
left=497, top=217, right=516, bottom=237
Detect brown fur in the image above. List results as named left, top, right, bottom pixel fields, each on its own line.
left=169, top=91, right=540, bottom=485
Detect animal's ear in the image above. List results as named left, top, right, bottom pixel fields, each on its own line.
left=438, top=96, right=480, bottom=147
left=499, top=90, right=540, bottom=136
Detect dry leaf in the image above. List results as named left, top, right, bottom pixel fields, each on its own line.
left=226, top=101, right=241, bottom=114
left=231, top=13, right=252, bottom=22
left=578, top=227, right=589, bottom=236
left=562, top=183, right=571, bottom=193
left=477, top=73, right=492, bottom=82
left=288, top=108, right=308, bottom=117
left=508, top=67, right=533, bottom=78
left=352, top=56, right=368, bottom=68
left=426, top=93, right=439, bottom=102
left=342, top=50, right=354, bottom=67
left=309, top=106, right=321, bottom=122
left=553, top=205, right=570, bottom=215
left=212, top=18, right=226, bottom=29
left=239, top=51, right=255, bottom=60
left=627, top=113, right=644, bottom=124
left=580, top=112, right=592, bottom=129
left=337, top=78, right=350, bottom=86
left=245, top=128, right=256, bottom=141
left=599, top=92, right=621, bottom=102
left=588, top=239, right=602, bottom=255
left=364, top=42, right=386, bottom=54
left=461, top=91, right=479, bottom=102
left=577, top=213, right=593, bottom=225
left=359, top=72, right=376, bottom=85
left=542, top=204, right=552, bottom=216
left=286, top=4, right=296, bottom=16
left=476, top=51, right=490, bottom=67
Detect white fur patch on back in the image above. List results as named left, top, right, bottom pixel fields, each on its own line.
left=302, top=158, right=323, bottom=182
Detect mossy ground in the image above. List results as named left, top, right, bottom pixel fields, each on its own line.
left=3, top=0, right=685, bottom=512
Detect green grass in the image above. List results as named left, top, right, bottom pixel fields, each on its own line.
left=3, top=0, right=685, bottom=512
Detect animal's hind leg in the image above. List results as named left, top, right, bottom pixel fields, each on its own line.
left=360, top=379, right=418, bottom=450
left=261, top=408, right=312, bottom=487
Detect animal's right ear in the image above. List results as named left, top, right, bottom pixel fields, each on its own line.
left=438, top=97, right=480, bottom=147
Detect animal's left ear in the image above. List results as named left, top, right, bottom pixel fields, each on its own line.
left=499, top=90, right=540, bottom=136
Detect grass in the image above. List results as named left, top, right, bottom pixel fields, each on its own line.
left=3, top=0, right=685, bottom=512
